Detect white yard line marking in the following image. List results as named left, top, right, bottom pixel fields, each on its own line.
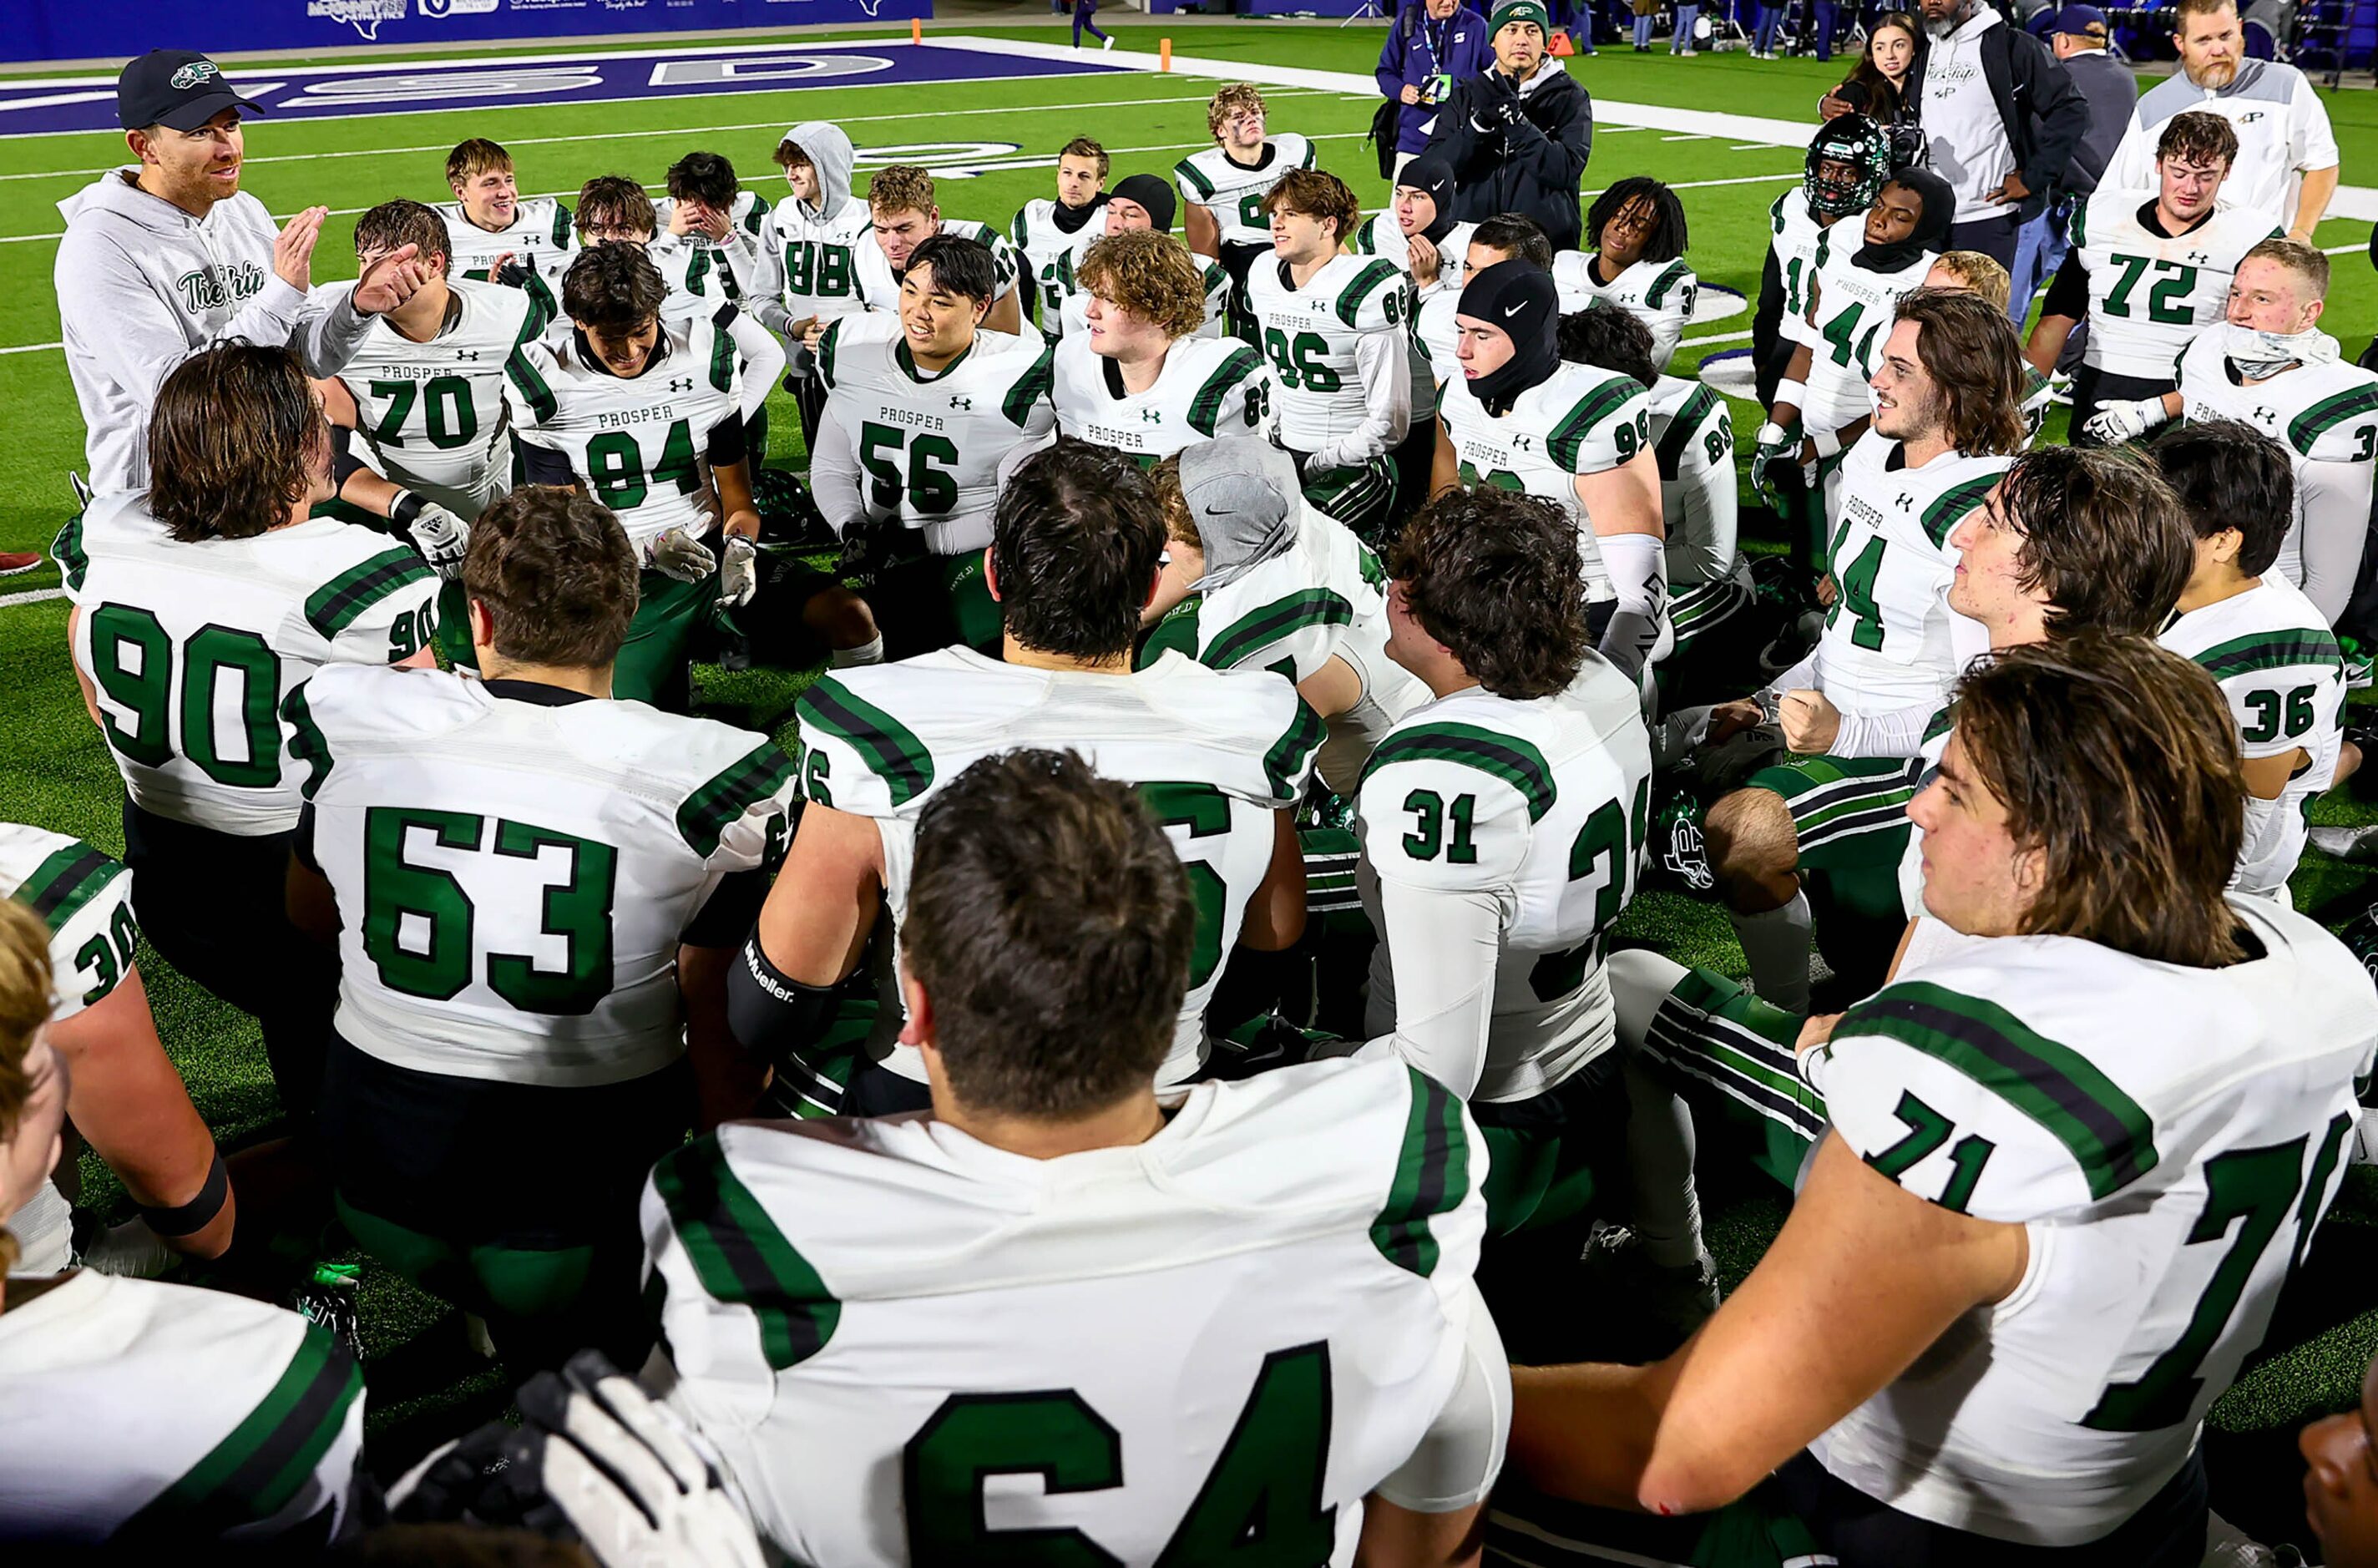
left=0, top=587, right=64, bottom=609
left=0, top=84, right=1343, bottom=183
left=1679, top=328, right=1754, bottom=347
left=0, top=341, right=62, bottom=354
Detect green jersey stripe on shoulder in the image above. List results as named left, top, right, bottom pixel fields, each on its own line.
left=1768, top=191, right=1789, bottom=231
left=1137, top=594, right=1203, bottom=671
left=1352, top=215, right=1384, bottom=255
left=707, top=315, right=737, bottom=394
left=1838, top=980, right=2159, bottom=1200
left=797, top=676, right=935, bottom=806
left=281, top=682, right=334, bottom=802
left=125, top=1324, right=361, bottom=1538
left=1361, top=721, right=1558, bottom=822
left=1813, top=227, right=1831, bottom=269
left=51, top=513, right=88, bottom=593
left=1334, top=259, right=1402, bottom=328
left=1175, top=156, right=1216, bottom=200
left=550, top=200, right=574, bottom=248
left=1004, top=344, right=1056, bottom=428
left=744, top=192, right=772, bottom=231
left=517, top=272, right=556, bottom=345
left=1009, top=207, right=1030, bottom=248
left=1188, top=346, right=1266, bottom=438
left=18, top=842, right=122, bottom=933
left=2288, top=384, right=2378, bottom=455
left=678, top=740, right=796, bottom=857
left=653, top=1136, right=839, bottom=1370
left=1652, top=384, right=1720, bottom=479
left=1922, top=701, right=1956, bottom=746
left=1644, top=258, right=1692, bottom=309
left=1371, top=1065, right=1471, bottom=1277
left=817, top=318, right=842, bottom=391
left=504, top=347, right=559, bottom=424
left=2190, top=626, right=2345, bottom=680
left=1262, top=698, right=1327, bottom=800
left=1546, top=377, right=1638, bottom=473
left=1920, top=473, right=1998, bottom=549
left=1202, top=589, right=1353, bottom=670
left=304, top=548, right=432, bottom=641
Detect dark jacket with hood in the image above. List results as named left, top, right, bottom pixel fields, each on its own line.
left=1425, top=58, right=1593, bottom=250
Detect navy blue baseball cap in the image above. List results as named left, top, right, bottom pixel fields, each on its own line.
left=2052, top=4, right=2110, bottom=35
left=118, top=51, right=263, bottom=132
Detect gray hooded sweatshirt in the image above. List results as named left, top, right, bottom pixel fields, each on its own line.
left=755, top=121, right=863, bottom=372
left=54, top=169, right=374, bottom=496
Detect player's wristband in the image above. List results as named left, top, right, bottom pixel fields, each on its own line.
left=389, top=488, right=426, bottom=528
left=135, top=1152, right=230, bottom=1238
left=1810, top=426, right=1843, bottom=459
left=725, top=935, right=839, bottom=1056
left=1773, top=379, right=1806, bottom=411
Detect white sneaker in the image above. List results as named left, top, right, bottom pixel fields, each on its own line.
left=1101, top=33, right=1115, bottom=48
left=2202, top=1510, right=2289, bottom=1567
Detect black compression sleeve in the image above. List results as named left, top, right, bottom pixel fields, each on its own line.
left=519, top=444, right=577, bottom=487
left=706, top=414, right=748, bottom=469
left=724, top=934, right=838, bottom=1055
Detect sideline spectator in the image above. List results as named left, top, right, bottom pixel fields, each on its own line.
left=1427, top=0, right=1595, bottom=250
left=2098, top=0, right=2338, bottom=240
left=1376, top=0, right=1492, bottom=181
left=1910, top=0, right=2087, bottom=268
left=1751, top=0, right=1787, bottom=58
left=1819, top=11, right=1927, bottom=168
left=2009, top=3, right=2134, bottom=320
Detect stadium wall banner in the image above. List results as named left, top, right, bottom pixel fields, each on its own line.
left=0, top=42, right=1131, bottom=137
left=12, top=0, right=933, bottom=65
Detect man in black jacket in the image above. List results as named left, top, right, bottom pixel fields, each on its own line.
left=1424, top=0, right=1593, bottom=250
left=1912, top=0, right=2086, bottom=269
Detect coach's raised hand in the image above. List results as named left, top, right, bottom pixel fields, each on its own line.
left=273, top=205, right=329, bottom=292
left=353, top=241, right=427, bottom=316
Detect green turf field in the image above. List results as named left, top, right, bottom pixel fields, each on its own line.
left=5, top=20, right=2377, bottom=1546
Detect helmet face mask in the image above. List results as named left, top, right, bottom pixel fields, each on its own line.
left=1805, top=115, right=1892, bottom=221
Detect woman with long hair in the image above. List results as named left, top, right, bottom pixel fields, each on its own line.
left=1820, top=11, right=1925, bottom=164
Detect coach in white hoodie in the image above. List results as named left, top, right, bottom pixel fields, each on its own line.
left=53, top=50, right=426, bottom=498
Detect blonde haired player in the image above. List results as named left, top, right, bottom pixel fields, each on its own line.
left=853, top=164, right=1024, bottom=338
left=436, top=137, right=577, bottom=283
left=1052, top=229, right=1278, bottom=462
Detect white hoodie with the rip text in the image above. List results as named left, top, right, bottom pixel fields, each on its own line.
left=54, top=169, right=374, bottom=496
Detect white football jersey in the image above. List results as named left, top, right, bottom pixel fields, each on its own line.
left=1813, top=897, right=2376, bottom=1545
left=1173, top=134, right=1318, bottom=250
left=2176, top=331, right=2378, bottom=591
left=1552, top=252, right=1699, bottom=372
left=1045, top=243, right=1231, bottom=342
left=1816, top=433, right=2006, bottom=716
left=1011, top=197, right=1108, bottom=332
left=1789, top=230, right=1936, bottom=434
left=326, top=276, right=543, bottom=519
left=650, top=191, right=774, bottom=308
left=2159, top=577, right=2345, bottom=898
left=1349, top=215, right=1474, bottom=420
left=1766, top=189, right=1832, bottom=331
left=1192, top=506, right=1393, bottom=684
left=2071, top=190, right=2279, bottom=378
left=852, top=219, right=1024, bottom=315
left=503, top=311, right=743, bottom=553
left=1246, top=253, right=1411, bottom=460
left=641, top=1055, right=1492, bottom=1566
left=1051, top=331, right=1278, bottom=461
left=435, top=195, right=578, bottom=283
left=289, top=665, right=795, bottom=1088
left=0, top=823, right=136, bottom=1024
left=1647, top=374, right=1737, bottom=586
left=792, top=648, right=1322, bottom=1085
left=1358, top=658, right=1654, bottom=1103
left=60, top=495, right=439, bottom=836
left=0, top=1271, right=366, bottom=1545
left=814, top=319, right=1055, bottom=555
left=768, top=197, right=874, bottom=330
left=1438, top=360, right=1656, bottom=603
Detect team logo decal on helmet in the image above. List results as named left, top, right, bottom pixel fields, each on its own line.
left=1804, top=114, right=1893, bottom=223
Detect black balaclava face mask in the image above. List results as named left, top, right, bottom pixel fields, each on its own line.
left=1399, top=154, right=1460, bottom=244
left=1459, top=260, right=1561, bottom=416
left=1856, top=165, right=1954, bottom=273
left=1109, top=174, right=1179, bottom=235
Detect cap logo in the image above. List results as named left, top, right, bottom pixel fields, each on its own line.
left=169, top=61, right=220, bottom=91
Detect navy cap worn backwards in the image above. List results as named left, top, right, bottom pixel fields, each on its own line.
left=2052, top=4, right=2108, bottom=35
left=118, top=51, right=262, bottom=134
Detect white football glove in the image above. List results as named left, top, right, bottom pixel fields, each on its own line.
left=717, top=535, right=759, bottom=609
left=393, top=489, right=470, bottom=579
left=1749, top=421, right=1799, bottom=503
left=388, top=1352, right=766, bottom=1568
left=2081, top=397, right=2171, bottom=446
left=648, top=526, right=717, bottom=584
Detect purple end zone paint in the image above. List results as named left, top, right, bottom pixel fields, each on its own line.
left=0, top=42, right=1129, bottom=138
